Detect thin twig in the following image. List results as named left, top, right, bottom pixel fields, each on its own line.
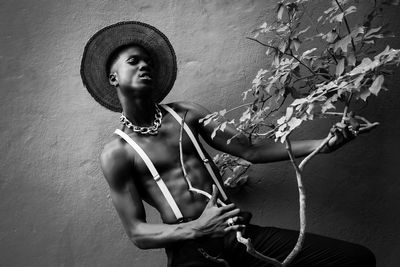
left=334, top=0, right=356, bottom=52
left=299, top=134, right=333, bottom=171
left=341, top=93, right=353, bottom=123
left=236, top=231, right=283, bottom=266
left=225, top=102, right=253, bottom=115
left=246, top=37, right=317, bottom=76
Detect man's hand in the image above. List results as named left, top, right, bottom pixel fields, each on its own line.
left=193, top=185, right=245, bottom=238
left=321, top=112, right=378, bottom=153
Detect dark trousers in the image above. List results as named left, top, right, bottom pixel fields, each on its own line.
left=166, top=224, right=375, bottom=267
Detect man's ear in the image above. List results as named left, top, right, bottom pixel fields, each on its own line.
left=109, top=73, right=118, bottom=87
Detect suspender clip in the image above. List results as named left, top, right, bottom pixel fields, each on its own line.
left=203, top=158, right=209, bottom=163
left=154, top=174, right=161, bottom=182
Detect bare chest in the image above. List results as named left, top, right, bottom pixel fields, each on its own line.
left=127, top=119, right=199, bottom=176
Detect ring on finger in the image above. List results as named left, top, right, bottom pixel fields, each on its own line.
left=227, top=217, right=235, bottom=227
left=350, top=129, right=359, bottom=136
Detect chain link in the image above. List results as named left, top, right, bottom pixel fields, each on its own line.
left=120, top=105, right=162, bottom=135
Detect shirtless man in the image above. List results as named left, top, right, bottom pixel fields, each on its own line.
left=81, top=22, right=375, bottom=266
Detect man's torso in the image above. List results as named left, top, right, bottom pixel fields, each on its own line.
left=104, top=102, right=228, bottom=223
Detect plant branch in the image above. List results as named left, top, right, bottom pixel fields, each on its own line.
left=225, top=102, right=254, bottom=115
left=341, top=92, right=353, bottom=123
left=283, top=137, right=306, bottom=266
left=334, top=0, right=356, bottom=52
left=246, top=37, right=317, bottom=76
left=236, top=231, right=283, bottom=266
left=299, top=134, right=333, bottom=171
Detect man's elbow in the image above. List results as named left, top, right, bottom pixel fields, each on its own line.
left=130, top=237, right=151, bottom=250
left=128, top=232, right=150, bottom=250
left=127, top=228, right=154, bottom=250
left=242, top=148, right=258, bottom=164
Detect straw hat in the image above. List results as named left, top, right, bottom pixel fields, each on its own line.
left=80, top=21, right=177, bottom=112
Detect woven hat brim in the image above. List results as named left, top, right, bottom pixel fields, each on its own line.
left=80, top=21, right=177, bottom=112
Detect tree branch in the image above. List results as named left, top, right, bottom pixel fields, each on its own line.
left=246, top=37, right=317, bottom=76
left=334, top=0, right=356, bottom=52
left=282, top=137, right=306, bottom=266
left=236, top=231, right=283, bottom=266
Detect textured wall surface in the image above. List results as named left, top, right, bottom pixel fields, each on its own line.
left=1, top=0, right=399, bottom=266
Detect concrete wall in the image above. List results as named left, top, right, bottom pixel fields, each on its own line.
left=1, top=0, right=399, bottom=266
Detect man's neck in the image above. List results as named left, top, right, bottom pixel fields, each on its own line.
left=119, top=95, right=158, bottom=127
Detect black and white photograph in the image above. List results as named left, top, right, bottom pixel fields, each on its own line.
left=1, top=0, right=399, bottom=266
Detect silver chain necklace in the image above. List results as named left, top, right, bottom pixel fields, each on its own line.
left=120, top=105, right=162, bottom=135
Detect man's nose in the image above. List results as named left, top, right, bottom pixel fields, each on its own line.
left=139, top=60, right=150, bottom=71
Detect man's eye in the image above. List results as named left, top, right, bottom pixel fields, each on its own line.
left=127, top=57, right=138, bottom=64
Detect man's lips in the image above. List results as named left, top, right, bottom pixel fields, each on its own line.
left=139, top=72, right=152, bottom=80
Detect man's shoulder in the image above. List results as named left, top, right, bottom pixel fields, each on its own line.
left=100, top=136, right=132, bottom=176
left=164, top=101, right=210, bottom=118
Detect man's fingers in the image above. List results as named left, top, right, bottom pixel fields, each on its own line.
left=226, top=216, right=244, bottom=226
left=208, top=184, right=218, bottom=206
left=347, top=113, right=361, bottom=131
left=359, top=122, right=379, bottom=134
left=220, top=203, right=236, bottom=212
left=224, top=224, right=245, bottom=233
left=341, top=126, right=352, bottom=139
left=221, top=208, right=241, bottom=219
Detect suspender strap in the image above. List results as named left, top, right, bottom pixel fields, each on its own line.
left=114, top=129, right=184, bottom=221
left=161, top=104, right=228, bottom=201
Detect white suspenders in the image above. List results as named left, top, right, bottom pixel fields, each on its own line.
left=114, top=104, right=228, bottom=221
left=161, top=104, right=228, bottom=201
left=114, top=129, right=184, bottom=220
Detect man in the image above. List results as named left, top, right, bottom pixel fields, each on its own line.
left=81, top=21, right=375, bottom=266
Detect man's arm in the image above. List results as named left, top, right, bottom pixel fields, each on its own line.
left=100, top=142, right=243, bottom=249
left=183, top=102, right=350, bottom=164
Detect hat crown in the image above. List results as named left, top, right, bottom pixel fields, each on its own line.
left=81, top=21, right=177, bottom=112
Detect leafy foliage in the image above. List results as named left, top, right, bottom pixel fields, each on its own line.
left=209, top=0, right=400, bottom=187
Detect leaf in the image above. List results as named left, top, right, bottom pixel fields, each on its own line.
left=276, top=116, right=286, bottom=125
left=277, top=3, right=285, bottom=20
left=219, top=109, right=227, bottom=116
left=291, top=98, right=307, bottom=106
left=306, top=103, right=315, bottom=115
left=278, top=40, right=288, bottom=53
left=347, top=52, right=356, bottom=66
left=334, top=27, right=364, bottom=52
left=279, top=72, right=290, bottom=84
left=332, top=12, right=344, bottom=23
left=336, top=58, right=345, bottom=76
left=239, top=108, right=251, bottom=122
left=297, top=26, right=310, bottom=36
left=300, top=48, right=317, bottom=59
left=324, top=29, right=338, bottom=43
left=353, top=73, right=365, bottom=88
left=273, top=52, right=281, bottom=67
left=322, top=101, right=335, bottom=113
left=364, top=27, right=382, bottom=39
left=211, top=126, right=219, bottom=139
left=349, top=57, right=373, bottom=75
left=369, top=75, right=384, bottom=96
left=220, top=121, right=228, bottom=132
left=344, top=6, right=357, bottom=16
left=291, top=38, right=301, bottom=51
left=242, top=88, right=252, bottom=100
left=359, top=87, right=371, bottom=101
left=200, top=112, right=217, bottom=125
left=334, top=34, right=352, bottom=52
left=287, top=117, right=303, bottom=130
left=285, top=107, right=294, bottom=120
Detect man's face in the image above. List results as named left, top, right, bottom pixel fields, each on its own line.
left=109, top=46, right=154, bottom=96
